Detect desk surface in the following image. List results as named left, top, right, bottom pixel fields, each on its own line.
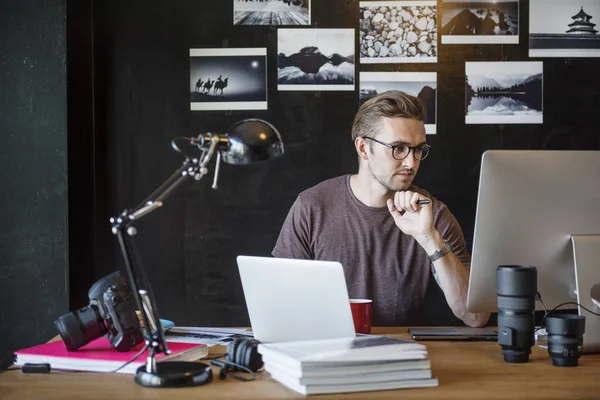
left=1, top=327, right=598, bottom=400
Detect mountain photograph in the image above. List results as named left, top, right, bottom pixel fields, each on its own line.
left=278, top=28, right=355, bottom=90
left=465, top=62, right=543, bottom=124
left=359, top=72, right=437, bottom=133
left=441, top=0, right=519, bottom=43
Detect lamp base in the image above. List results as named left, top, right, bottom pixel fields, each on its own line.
left=134, top=361, right=213, bottom=388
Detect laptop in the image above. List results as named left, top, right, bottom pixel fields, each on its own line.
left=236, top=256, right=356, bottom=343
left=408, top=327, right=498, bottom=341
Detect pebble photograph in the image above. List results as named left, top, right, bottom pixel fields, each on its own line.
left=360, top=1, right=438, bottom=63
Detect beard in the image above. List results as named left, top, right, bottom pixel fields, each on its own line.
left=368, top=163, right=415, bottom=192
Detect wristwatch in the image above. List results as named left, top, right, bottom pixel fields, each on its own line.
left=428, top=241, right=452, bottom=262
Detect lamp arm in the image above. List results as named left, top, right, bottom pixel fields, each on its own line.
left=130, top=134, right=222, bottom=213
left=132, top=161, right=193, bottom=213
left=110, top=139, right=221, bottom=374
left=114, top=227, right=168, bottom=363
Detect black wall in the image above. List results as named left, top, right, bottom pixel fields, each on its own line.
left=0, top=0, right=68, bottom=369
left=87, top=0, right=600, bottom=328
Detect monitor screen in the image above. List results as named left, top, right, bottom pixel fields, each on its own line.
left=467, top=150, right=600, bottom=313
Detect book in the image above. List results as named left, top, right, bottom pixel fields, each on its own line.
left=14, top=337, right=208, bottom=374
left=267, top=369, right=439, bottom=396
left=257, top=336, right=428, bottom=370
left=264, top=360, right=433, bottom=385
left=259, top=336, right=437, bottom=395
left=260, top=354, right=431, bottom=378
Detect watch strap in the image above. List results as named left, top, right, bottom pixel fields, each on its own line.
left=428, top=241, right=452, bottom=262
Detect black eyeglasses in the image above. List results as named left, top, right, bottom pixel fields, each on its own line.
left=362, top=137, right=431, bottom=161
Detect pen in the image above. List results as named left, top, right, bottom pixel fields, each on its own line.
left=394, top=199, right=431, bottom=208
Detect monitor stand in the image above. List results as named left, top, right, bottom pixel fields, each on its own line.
left=571, top=235, right=600, bottom=353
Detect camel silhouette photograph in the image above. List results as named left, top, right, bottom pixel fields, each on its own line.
left=234, top=0, right=310, bottom=26
left=441, top=0, right=519, bottom=44
left=360, top=72, right=438, bottom=134
left=277, top=28, right=355, bottom=91
left=189, top=48, right=267, bottom=111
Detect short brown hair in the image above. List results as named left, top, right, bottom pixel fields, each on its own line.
left=351, top=90, right=426, bottom=141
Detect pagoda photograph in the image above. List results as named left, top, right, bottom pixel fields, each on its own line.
left=529, top=0, right=600, bottom=57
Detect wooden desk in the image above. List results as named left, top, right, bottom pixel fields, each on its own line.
left=1, top=327, right=598, bottom=400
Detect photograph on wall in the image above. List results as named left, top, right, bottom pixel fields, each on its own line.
left=359, top=1, right=437, bottom=64
left=360, top=72, right=437, bottom=134
left=189, top=48, right=267, bottom=111
left=440, top=0, right=519, bottom=44
left=233, top=0, right=310, bottom=26
left=465, top=62, right=543, bottom=124
left=277, top=28, right=355, bottom=91
left=529, top=0, right=600, bottom=57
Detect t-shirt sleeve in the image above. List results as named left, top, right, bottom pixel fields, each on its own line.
left=272, top=195, right=314, bottom=260
left=433, top=206, right=471, bottom=271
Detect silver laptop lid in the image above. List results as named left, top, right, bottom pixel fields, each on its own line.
left=237, top=256, right=356, bottom=343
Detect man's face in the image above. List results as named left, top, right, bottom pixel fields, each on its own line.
left=364, top=117, right=427, bottom=192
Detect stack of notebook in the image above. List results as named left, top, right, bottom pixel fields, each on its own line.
left=258, top=336, right=438, bottom=395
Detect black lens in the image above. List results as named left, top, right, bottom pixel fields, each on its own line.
left=54, top=305, right=107, bottom=350
left=496, top=265, right=537, bottom=363
left=546, top=314, right=585, bottom=367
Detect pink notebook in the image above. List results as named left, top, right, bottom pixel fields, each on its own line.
left=14, top=337, right=208, bottom=374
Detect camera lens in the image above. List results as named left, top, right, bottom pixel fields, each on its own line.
left=546, top=314, right=585, bottom=367
left=496, top=265, right=537, bottom=363
left=54, top=305, right=107, bottom=350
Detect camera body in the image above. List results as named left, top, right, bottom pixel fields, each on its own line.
left=55, top=271, right=144, bottom=351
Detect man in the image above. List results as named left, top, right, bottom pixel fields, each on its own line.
left=272, top=90, right=490, bottom=328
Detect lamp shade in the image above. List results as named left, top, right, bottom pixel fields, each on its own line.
left=221, top=119, right=284, bottom=165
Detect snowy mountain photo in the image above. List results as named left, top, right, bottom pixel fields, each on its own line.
left=278, top=28, right=355, bottom=91
left=465, top=62, right=543, bottom=124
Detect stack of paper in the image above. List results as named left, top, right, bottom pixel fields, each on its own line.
left=258, top=336, right=438, bottom=395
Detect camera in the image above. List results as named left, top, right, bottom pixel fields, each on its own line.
left=496, top=265, right=537, bottom=363
left=55, top=271, right=144, bottom=351
left=546, top=314, right=586, bottom=367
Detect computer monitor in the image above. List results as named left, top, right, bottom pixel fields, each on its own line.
left=466, top=150, right=600, bottom=351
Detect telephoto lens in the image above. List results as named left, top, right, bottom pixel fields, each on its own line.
left=545, top=314, right=586, bottom=367
left=496, top=265, right=537, bottom=363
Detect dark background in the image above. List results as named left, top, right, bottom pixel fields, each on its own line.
left=1, top=0, right=599, bottom=369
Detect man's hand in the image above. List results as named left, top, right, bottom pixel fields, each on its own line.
left=386, top=191, right=435, bottom=240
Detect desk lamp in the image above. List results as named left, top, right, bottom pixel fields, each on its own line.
left=110, top=119, right=284, bottom=388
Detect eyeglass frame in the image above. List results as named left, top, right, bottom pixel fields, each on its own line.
left=362, top=136, right=432, bottom=161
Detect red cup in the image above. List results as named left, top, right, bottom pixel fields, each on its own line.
left=350, top=299, right=372, bottom=334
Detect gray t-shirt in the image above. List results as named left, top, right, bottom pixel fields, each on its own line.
left=272, top=175, right=470, bottom=326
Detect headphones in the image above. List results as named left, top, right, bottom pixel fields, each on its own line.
left=210, top=338, right=263, bottom=381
